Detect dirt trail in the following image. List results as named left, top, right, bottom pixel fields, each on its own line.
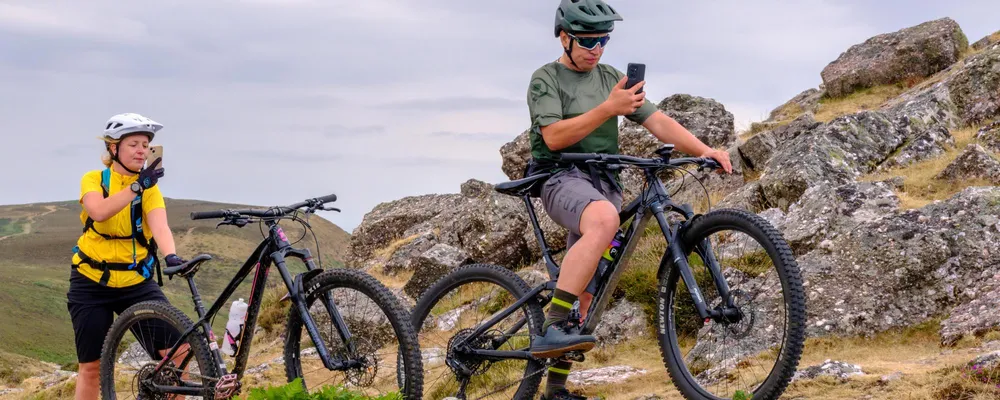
left=0, top=205, right=58, bottom=242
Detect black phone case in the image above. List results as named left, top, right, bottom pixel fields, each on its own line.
left=626, top=63, right=645, bottom=93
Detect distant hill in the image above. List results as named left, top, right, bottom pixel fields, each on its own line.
left=0, top=197, right=350, bottom=366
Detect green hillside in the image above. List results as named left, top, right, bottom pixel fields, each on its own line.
left=0, top=198, right=351, bottom=367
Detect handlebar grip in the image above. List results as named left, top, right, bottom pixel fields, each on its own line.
left=317, top=193, right=338, bottom=204
left=559, top=153, right=600, bottom=162
left=702, top=158, right=722, bottom=169
left=190, top=210, right=229, bottom=220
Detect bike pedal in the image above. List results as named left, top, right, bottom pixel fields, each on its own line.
left=214, top=373, right=241, bottom=399
left=561, top=351, right=586, bottom=363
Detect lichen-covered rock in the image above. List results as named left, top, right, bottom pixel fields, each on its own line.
left=759, top=111, right=910, bottom=210
left=347, top=193, right=464, bottom=267
left=593, top=299, right=648, bottom=345
left=878, top=125, right=955, bottom=169
left=500, top=128, right=531, bottom=180
left=767, top=88, right=823, bottom=122
left=402, top=243, right=472, bottom=299
left=567, top=365, right=649, bottom=386
left=791, top=360, right=865, bottom=382
left=940, top=273, right=1000, bottom=346
left=798, top=187, right=1000, bottom=337
left=777, top=180, right=900, bottom=255
left=654, top=94, right=737, bottom=151
left=821, top=18, right=968, bottom=97
left=935, top=143, right=1000, bottom=184
left=739, top=113, right=820, bottom=171
left=972, top=31, right=1000, bottom=51
left=977, top=120, right=1000, bottom=153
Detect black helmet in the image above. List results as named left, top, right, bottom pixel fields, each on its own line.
left=554, top=0, right=623, bottom=37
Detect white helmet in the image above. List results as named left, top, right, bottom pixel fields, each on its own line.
left=104, top=113, right=162, bottom=141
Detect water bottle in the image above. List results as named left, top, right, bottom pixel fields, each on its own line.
left=595, top=230, right=626, bottom=282
left=222, top=298, right=248, bottom=356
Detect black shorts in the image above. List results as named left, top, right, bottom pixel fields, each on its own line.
left=67, top=269, right=181, bottom=363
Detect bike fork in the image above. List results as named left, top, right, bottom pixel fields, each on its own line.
left=652, top=203, right=713, bottom=320
left=274, top=253, right=355, bottom=371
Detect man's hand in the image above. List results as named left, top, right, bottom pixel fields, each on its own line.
left=602, top=76, right=646, bottom=116
left=700, top=148, right=733, bottom=174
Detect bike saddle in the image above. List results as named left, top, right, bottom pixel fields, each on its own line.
left=163, top=254, right=213, bottom=278
left=494, top=173, right=552, bottom=198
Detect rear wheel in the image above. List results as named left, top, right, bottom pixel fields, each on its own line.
left=658, top=208, right=806, bottom=400
left=99, top=300, right=220, bottom=399
left=410, top=264, right=546, bottom=400
left=283, top=268, right=423, bottom=399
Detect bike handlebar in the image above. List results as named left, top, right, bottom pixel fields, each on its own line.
left=558, top=152, right=721, bottom=170
left=190, top=193, right=339, bottom=221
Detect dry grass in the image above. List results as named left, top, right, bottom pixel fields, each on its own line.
left=861, top=125, right=995, bottom=209
left=815, top=84, right=910, bottom=123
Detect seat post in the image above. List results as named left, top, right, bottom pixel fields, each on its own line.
left=522, top=195, right=560, bottom=279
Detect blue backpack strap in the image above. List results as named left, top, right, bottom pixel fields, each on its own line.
left=101, top=168, right=111, bottom=197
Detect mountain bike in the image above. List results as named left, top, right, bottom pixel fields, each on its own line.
left=98, top=194, right=423, bottom=399
left=409, top=144, right=806, bottom=400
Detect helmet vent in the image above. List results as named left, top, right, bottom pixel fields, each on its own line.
left=578, top=5, right=594, bottom=16
left=596, top=4, right=606, bottom=14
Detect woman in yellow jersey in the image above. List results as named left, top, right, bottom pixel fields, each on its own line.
left=68, top=112, right=188, bottom=400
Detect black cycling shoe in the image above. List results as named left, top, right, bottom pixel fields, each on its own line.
left=530, top=319, right=596, bottom=358
left=540, top=388, right=591, bottom=400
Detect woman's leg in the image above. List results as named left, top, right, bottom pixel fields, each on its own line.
left=68, top=301, right=115, bottom=400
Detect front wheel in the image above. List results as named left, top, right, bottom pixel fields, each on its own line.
left=283, top=268, right=423, bottom=399
left=658, top=208, right=806, bottom=400
left=99, top=300, right=221, bottom=399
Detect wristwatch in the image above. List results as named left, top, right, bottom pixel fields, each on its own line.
left=130, top=182, right=144, bottom=195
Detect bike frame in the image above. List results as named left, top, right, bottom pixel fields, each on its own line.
left=455, top=161, right=735, bottom=363
left=147, top=218, right=358, bottom=396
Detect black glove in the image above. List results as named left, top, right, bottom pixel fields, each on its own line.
left=138, top=158, right=165, bottom=190
left=165, top=253, right=186, bottom=267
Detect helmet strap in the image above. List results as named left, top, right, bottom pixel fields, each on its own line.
left=562, top=36, right=581, bottom=70
left=109, top=145, right=141, bottom=175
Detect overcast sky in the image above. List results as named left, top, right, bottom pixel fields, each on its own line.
left=1, top=0, right=997, bottom=232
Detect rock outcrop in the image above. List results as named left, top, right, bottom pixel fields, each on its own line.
left=972, top=31, right=1000, bottom=51
left=821, top=17, right=968, bottom=97
left=767, top=88, right=823, bottom=123
left=975, top=120, right=1000, bottom=153
left=935, top=143, right=1000, bottom=184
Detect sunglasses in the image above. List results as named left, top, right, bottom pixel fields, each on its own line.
left=567, top=33, right=611, bottom=50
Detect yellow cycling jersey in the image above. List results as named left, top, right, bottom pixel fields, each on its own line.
left=72, top=167, right=165, bottom=288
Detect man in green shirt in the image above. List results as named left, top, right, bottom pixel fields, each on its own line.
left=527, top=1, right=733, bottom=398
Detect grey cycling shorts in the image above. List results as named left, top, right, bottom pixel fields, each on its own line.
left=540, top=166, right=623, bottom=294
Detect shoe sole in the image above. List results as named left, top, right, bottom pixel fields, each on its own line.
left=529, top=342, right=596, bottom=359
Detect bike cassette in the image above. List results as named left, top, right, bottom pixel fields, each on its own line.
left=214, top=373, right=241, bottom=399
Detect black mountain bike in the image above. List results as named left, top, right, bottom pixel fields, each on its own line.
left=410, top=145, right=806, bottom=400
left=98, top=195, right=423, bottom=399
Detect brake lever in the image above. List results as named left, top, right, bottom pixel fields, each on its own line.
left=322, top=206, right=341, bottom=212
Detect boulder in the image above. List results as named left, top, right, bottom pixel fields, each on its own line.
left=655, top=94, right=737, bottom=151
left=884, top=44, right=1000, bottom=129
left=347, top=193, right=465, bottom=268
left=791, top=360, right=865, bottom=382
left=877, top=125, right=955, bottom=169
left=500, top=128, right=531, bottom=180
left=940, top=272, right=1000, bottom=346
left=567, top=366, right=649, bottom=386
left=767, top=88, right=823, bottom=122
left=402, top=243, right=472, bottom=299
left=738, top=113, right=820, bottom=171
left=977, top=120, right=1000, bottom=153
left=971, top=31, right=1000, bottom=51
left=776, top=180, right=900, bottom=255
left=593, top=299, right=648, bottom=345
left=797, top=187, right=1000, bottom=338
left=821, top=18, right=968, bottom=98
left=935, top=143, right=1000, bottom=184
left=758, top=111, right=910, bottom=210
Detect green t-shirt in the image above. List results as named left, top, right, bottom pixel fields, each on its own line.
left=526, top=61, right=658, bottom=163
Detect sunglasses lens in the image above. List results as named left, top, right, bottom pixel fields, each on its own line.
left=577, top=35, right=609, bottom=49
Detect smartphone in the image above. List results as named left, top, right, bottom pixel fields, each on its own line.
left=626, top=63, right=646, bottom=94
left=148, top=145, right=163, bottom=168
